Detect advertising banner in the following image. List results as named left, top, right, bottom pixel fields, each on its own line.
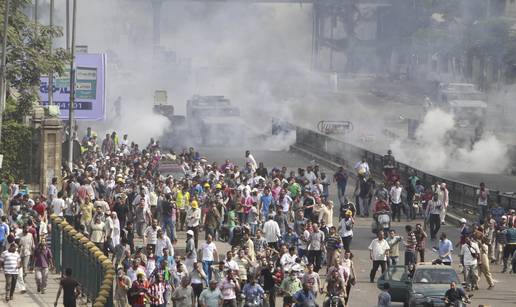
left=39, top=53, right=106, bottom=120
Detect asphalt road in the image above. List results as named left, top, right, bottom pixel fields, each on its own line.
left=189, top=148, right=516, bottom=306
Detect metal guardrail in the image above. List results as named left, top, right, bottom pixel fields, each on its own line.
left=50, top=214, right=114, bottom=307
left=294, top=125, right=516, bottom=217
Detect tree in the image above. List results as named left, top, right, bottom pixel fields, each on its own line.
left=1, top=0, right=69, bottom=121
left=0, top=0, right=69, bottom=180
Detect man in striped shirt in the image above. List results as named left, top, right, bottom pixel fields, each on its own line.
left=0, top=243, right=21, bottom=301
left=404, top=225, right=417, bottom=266
left=148, top=273, right=169, bottom=307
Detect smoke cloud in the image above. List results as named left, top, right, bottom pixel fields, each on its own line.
left=60, top=0, right=317, bottom=148
left=390, top=108, right=509, bottom=173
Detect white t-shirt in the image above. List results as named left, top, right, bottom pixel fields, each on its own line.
left=51, top=198, right=67, bottom=216
left=462, top=242, right=479, bottom=266
left=280, top=253, right=297, bottom=270
left=201, top=242, right=217, bottom=261
left=368, top=238, right=390, bottom=261
left=224, top=259, right=239, bottom=272
left=339, top=218, right=353, bottom=238
left=389, top=186, right=402, bottom=204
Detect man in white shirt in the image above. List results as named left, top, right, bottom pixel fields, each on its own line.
left=280, top=246, right=298, bottom=272
left=155, top=229, right=173, bottom=258
left=199, top=234, right=218, bottom=285
left=144, top=219, right=161, bottom=253
left=245, top=150, right=258, bottom=172
left=262, top=215, right=281, bottom=249
left=51, top=192, right=67, bottom=217
left=224, top=251, right=239, bottom=274
left=426, top=193, right=443, bottom=240
left=354, top=157, right=370, bottom=177
left=389, top=181, right=403, bottom=222
left=461, top=237, right=480, bottom=290
left=368, top=231, right=390, bottom=283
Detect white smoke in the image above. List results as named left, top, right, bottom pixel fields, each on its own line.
left=391, top=108, right=509, bottom=173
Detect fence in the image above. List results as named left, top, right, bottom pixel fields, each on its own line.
left=294, top=125, right=516, bottom=219
left=50, top=214, right=114, bottom=307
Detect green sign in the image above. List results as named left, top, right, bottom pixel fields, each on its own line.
left=75, top=67, right=97, bottom=99
left=54, top=70, right=70, bottom=88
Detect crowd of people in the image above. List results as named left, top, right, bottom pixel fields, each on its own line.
left=0, top=128, right=515, bottom=307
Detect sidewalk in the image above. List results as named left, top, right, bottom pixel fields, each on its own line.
left=0, top=270, right=62, bottom=307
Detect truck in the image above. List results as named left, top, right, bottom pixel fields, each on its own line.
left=153, top=92, right=244, bottom=147
left=187, top=95, right=244, bottom=146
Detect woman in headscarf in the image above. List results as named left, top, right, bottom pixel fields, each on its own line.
left=111, top=211, right=121, bottom=247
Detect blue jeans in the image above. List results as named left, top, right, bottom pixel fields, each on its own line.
left=337, top=184, right=347, bottom=205
left=479, top=205, right=488, bottom=224
left=162, top=217, right=175, bottom=241
left=202, top=260, right=213, bottom=285
left=405, top=250, right=416, bottom=266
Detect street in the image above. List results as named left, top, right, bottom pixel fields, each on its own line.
left=199, top=148, right=516, bottom=306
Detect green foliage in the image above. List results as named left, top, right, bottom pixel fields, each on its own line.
left=0, top=120, right=36, bottom=181
left=1, top=0, right=70, bottom=120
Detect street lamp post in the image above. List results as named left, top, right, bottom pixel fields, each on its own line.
left=48, top=0, right=54, bottom=106
left=66, top=0, right=70, bottom=50
left=67, top=0, right=77, bottom=170
left=0, top=0, right=10, bottom=146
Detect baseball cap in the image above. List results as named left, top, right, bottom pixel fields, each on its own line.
left=459, top=218, right=467, bottom=224
left=186, top=230, right=194, bottom=236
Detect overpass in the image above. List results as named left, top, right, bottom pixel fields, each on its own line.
left=142, top=0, right=392, bottom=69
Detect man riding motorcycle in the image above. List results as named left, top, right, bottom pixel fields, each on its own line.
left=242, top=276, right=265, bottom=307
left=372, top=199, right=391, bottom=236
left=323, top=270, right=346, bottom=307
left=444, top=281, right=470, bottom=307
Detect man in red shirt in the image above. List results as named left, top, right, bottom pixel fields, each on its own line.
left=373, top=199, right=390, bottom=214
left=33, top=196, right=47, bottom=219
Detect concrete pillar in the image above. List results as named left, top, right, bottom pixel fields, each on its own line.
left=152, top=0, right=163, bottom=49
left=39, top=117, right=63, bottom=195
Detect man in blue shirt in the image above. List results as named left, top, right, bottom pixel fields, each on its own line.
left=292, top=283, right=316, bottom=307
left=438, top=232, right=453, bottom=265
left=0, top=216, right=9, bottom=252
left=260, top=187, right=273, bottom=219
left=490, top=203, right=505, bottom=225
left=242, top=276, right=265, bottom=306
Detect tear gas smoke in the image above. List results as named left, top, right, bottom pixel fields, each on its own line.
left=390, top=109, right=509, bottom=173
left=62, top=0, right=315, bottom=149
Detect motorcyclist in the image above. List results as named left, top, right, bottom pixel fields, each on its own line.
left=444, top=281, right=468, bottom=307
left=382, top=150, right=398, bottom=186
left=242, top=276, right=265, bottom=307
left=382, top=150, right=396, bottom=171
left=323, top=270, right=346, bottom=307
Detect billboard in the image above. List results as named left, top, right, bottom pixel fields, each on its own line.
left=39, top=53, right=106, bottom=121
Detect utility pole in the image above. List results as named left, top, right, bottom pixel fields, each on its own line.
left=0, top=0, right=10, bottom=146
left=67, top=0, right=77, bottom=170
left=66, top=0, right=70, bottom=50
left=48, top=0, right=54, bottom=106
left=34, top=0, right=38, bottom=35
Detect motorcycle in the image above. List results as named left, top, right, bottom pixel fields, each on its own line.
left=412, top=193, right=422, bottom=218
left=443, top=293, right=473, bottom=307
left=339, top=198, right=356, bottom=219
left=372, top=210, right=391, bottom=236
left=323, top=293, right=344, bottom=307
left=242, top=295, right=264, bottom=307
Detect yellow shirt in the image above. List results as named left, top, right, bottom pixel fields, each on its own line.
left=176, top=191, right=190, bottom=209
